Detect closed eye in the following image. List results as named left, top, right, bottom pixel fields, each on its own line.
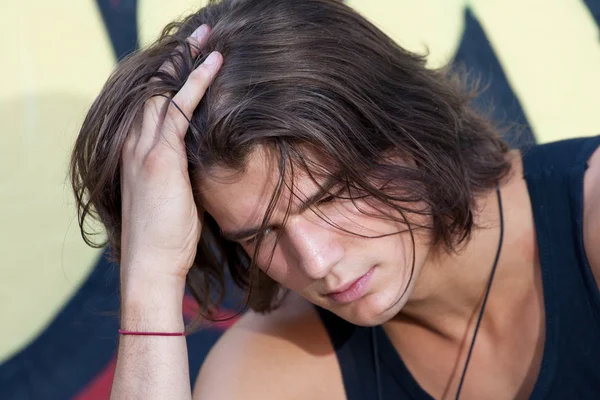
left=317, top=194, right=336, bottom=205
left=241, top=227, right=274, bottom=246
left=240, top=190, right=341, bottom=246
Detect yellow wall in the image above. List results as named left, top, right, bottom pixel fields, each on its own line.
left=1, top=0, right=598, bottom=363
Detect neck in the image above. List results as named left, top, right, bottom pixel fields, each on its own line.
left=392, top=153, right=538, bottom=342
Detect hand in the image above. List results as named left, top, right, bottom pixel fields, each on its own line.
left=120, top=25, right=222, bottom=283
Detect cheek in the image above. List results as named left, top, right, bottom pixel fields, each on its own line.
left=247, top=241, right=300, bottom=289
left=252, top=238, right=334, bottom=295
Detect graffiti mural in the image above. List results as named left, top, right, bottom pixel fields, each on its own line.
left=1, top=0, right=598, bottom=398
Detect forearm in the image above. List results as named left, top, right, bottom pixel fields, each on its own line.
left=110, top=273, right=192, bottom=400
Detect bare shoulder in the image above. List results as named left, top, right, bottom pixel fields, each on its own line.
left=583, top=144, right=600, bottom=289
left=193, top=293, right=345, bottom=400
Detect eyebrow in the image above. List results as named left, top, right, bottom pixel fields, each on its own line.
left=219, top=175, right=340, bottom=242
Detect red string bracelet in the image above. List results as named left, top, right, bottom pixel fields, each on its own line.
left=118, top=329, right=186, bottom=337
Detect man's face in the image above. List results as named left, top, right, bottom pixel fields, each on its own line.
left=200, top=147, right=432, bottom=326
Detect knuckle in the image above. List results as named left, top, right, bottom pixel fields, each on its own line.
left=186, top=40, right=201, bottom=56
left=123, top=136, right=136, bottom=156
left=165, top=103, right=181, bottom=120
left=188, top=66, right=211, bottom=84
left=144, top=95, right=166, bottom=111
left=142, top=101, right=164, bottom=122
left=142, top=147, right=167, bottom=174
left=142, top=145, right=186, bottom=177
left=165, top=105, right=188, bottom=127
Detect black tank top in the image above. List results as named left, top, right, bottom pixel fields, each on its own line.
left=317, top=135, right=600, bottom=400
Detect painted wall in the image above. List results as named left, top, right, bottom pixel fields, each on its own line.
left=0, top=0, right=598, bottom=398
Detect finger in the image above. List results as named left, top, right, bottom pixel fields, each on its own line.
left=150, top=24, right=211, bottom=84
left=136, top=94, right=169, bottom=156
left=166, top=51, right=223, bottom=135
left=122, top=106, right=148, bottom=165
left=188, top=24, right=211, bottom=59
left=138, top=24, right=213, bottom=150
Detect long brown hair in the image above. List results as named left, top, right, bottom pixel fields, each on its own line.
left=70, top=0, right=511, bottom=315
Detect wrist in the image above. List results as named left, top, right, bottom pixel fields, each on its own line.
left=120, top=297, right=186, bottom=332
left=120, top=270, right=187, bottom=332
left=121, top=257, right=189, bottom=285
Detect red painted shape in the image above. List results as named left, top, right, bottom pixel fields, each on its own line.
left=182, top=295, right=241, bottom=330
left=72, top=356, right=116, bottom=400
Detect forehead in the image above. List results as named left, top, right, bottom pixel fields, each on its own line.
left=198, top=146, right=322, bottom=232
left=200, top=147, right=274, bottom=230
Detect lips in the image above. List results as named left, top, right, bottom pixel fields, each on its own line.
left=326, top=266, right=375, bottom=304
left=327, top=277, right=361, bottom=295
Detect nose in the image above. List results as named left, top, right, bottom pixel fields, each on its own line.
left=281, top=215, right=344, bottom=280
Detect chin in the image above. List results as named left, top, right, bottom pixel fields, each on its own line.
left=333, top=290, right=408, bottom=327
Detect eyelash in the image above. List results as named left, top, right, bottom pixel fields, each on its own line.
left=241, top=194, right=338, bottom=246
left=242, top=227, right=273, bottom=246
left=318, top=194, right=336, bottom=205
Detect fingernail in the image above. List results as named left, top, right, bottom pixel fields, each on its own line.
left=204, top=51, right=219, bottom=66
left=192, top=24, right=209, bottom=40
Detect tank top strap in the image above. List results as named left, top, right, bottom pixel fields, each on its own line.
left=522, top=135, right=600, bottom=323
left=315, top=307, right=378, bottom=400
left=522, top=135, right=600, bottom=399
